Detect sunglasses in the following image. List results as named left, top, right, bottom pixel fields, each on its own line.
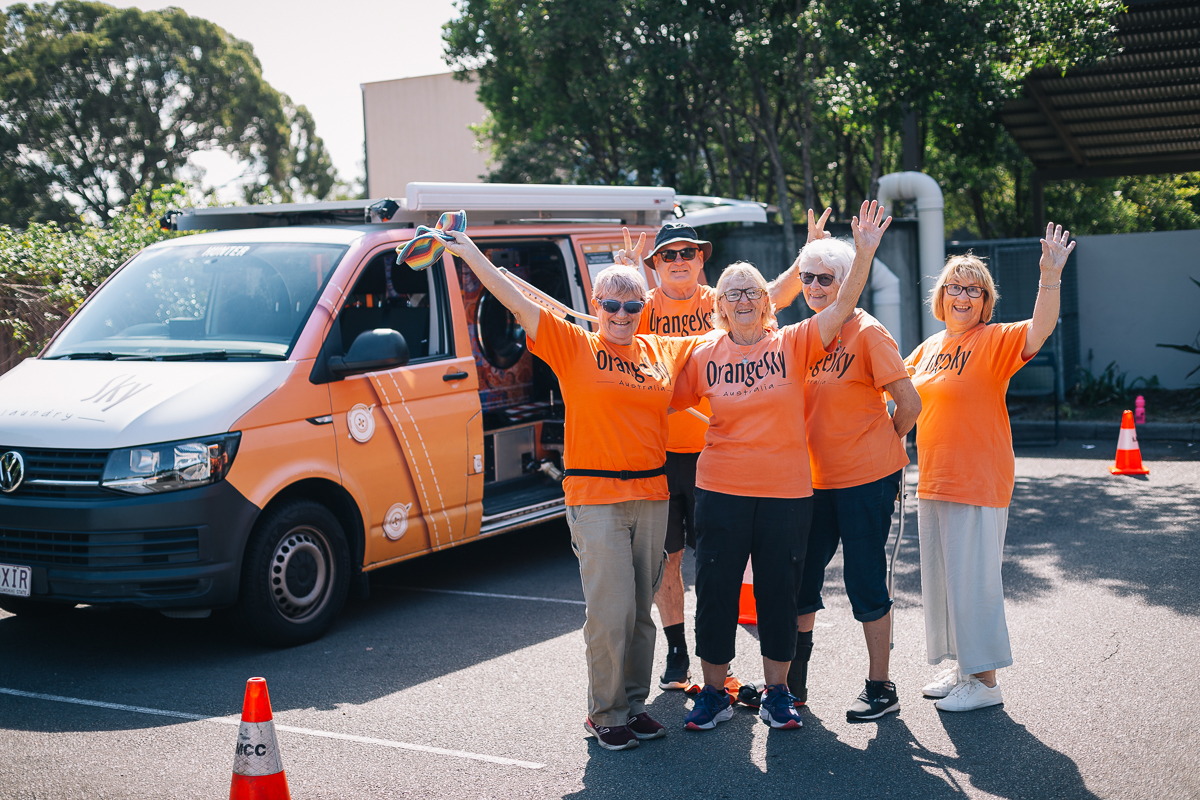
left=598, top=299, right=646, bottom=314
left=656, top=247, right=699, bottom=263
left=800, top=272, right=836, bottom=287
left=721, top=287, right=765, bottom=302
left=944, top=284, right=984, bottom=298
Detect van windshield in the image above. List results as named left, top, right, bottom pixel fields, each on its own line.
left=43, top=242, right=348, bottom=360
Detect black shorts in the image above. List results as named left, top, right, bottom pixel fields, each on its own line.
left=664, top=451, right=699, bottom=554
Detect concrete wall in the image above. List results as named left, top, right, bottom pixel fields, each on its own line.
left=362, top=72, right=490, bottom=196
left=1076, top=229, right=1200, bottom=389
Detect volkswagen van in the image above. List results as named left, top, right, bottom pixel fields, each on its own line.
left=0, top=182, right=764, bottom=645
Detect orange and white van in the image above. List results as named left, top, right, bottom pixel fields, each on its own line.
left=0, top=183, right=764, bottom=645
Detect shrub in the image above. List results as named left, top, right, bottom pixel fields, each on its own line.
left=0, top=183, right=195, bottom=371
left=1072, top=361, right=1160, bottom=407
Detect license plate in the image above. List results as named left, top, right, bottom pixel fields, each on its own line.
left=0, top=563, right=32, bottom=598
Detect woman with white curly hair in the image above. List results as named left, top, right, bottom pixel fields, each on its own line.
left=445, top=228, right=703, bottom=751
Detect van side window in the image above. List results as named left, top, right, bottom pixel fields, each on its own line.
left=338, top=251, right=453, bottom=361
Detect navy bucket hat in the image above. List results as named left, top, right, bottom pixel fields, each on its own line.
left=648, top=223, right=712, bottom=262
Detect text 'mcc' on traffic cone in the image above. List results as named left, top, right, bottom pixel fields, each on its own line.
left=1110, top=410, right=1150, bottom=476
left=230, top=677, right=291, bottom=800
left=738, top=558, right=757, bottom=625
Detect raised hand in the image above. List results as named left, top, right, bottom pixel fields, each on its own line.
left=1039, top=223, right=1075, bottom=277
left=807, top=207, right=833, bottom=244
left=850, top=200, right=891, bottom=253
left=614, top=227, right=646, bottom=269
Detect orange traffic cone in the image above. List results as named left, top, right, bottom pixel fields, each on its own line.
left=1110, top=410, right=1150, bottom=476
left=230, top=678, right=291, bottom=800
left=737, top=558, right=757, bottom=625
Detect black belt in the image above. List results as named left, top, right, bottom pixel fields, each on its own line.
left=563, top=465, right=667, bottom=480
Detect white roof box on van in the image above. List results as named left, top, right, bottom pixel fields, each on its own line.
left=168, top=182, right=767, bottom=231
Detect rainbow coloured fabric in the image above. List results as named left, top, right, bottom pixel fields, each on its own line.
left=394, top=210, right=467, bottom=271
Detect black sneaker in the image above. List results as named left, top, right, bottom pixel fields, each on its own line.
left=736, top=683, right=763, bottom=709
left=659, top=646, right=690, bottom=689
left=846, top=679, right=900, bottom=721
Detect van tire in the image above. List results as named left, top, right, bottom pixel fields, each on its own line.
left=235, top=499, right=350, bottom=647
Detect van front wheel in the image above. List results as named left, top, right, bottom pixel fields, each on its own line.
left=236, top=499, right=350, bottom=647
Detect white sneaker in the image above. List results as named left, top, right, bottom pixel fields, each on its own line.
left=921, top=666, right=963, bottom=698
left=934, top=677, right=1003, bottom=712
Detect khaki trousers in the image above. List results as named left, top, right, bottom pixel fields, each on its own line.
left=566, top=499, right=669, bottom=727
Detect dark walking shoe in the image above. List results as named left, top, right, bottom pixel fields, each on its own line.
left=659, top=646, right=691, bottom=689
left=846, top=679, right=900, bottom=721
left=585, top=718, right=639, bottom=750
left=759, top=684, right=803, bottom=729
left=736, top=682, right=764, bottom=709
left=626, top=712, right=667, bottom=740
left=684, top=685, right=734, bottom=730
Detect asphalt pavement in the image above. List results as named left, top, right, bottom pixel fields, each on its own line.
left=1, top=440, right=1197, bottom=799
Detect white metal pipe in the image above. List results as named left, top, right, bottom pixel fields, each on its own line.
left=876, top=172, right=945, bottom=339
left=870, top=257, right=903, bottom=346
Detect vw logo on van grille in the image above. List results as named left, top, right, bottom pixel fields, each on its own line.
left=0, top=451, right=25, bottom=493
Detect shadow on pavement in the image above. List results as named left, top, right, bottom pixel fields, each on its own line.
left=1003, top=473, right=1200, bottom=615
left=564, top=707, right=1098, bottom=800
left=0, top=520, right=585, bottom=732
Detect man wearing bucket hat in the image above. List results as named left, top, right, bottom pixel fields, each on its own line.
left=619, top=221, right=803, bottom=697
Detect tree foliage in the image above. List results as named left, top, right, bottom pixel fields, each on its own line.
left=443, top=0, right=1200, bottom=239
left=0, top=1, right=338, bottom=225
left=0, top=182, right=192, bottom=368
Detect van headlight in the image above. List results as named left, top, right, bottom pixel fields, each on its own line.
left=102, top=433, right=241, bottom=495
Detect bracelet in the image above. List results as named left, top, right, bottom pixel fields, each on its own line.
left=1039, top=280, right=1061, bottom=290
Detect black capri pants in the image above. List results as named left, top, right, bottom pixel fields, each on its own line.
left=693, top=488, right=813, bottom=665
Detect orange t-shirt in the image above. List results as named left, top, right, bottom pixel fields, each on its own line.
left=528, top=309, right=700, bottom=506
left=637, top=285, right=717, bottom=453
left=672, top=319, right=833, bottom=499
left=804, top=309, right=910, bottom=490
left=905, top=321, right=1034, bottom=508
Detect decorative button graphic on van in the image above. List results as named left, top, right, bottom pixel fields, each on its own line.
left=81, top=374, right=153, bottom=413
left=347, top=404, right=376, bottom=443
left=383, top=502, right=412, bottom=540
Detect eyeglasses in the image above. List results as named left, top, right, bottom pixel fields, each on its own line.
left=800, top=272, right=836, bottom=287
left=944, top=284, right=984, bottom=298
left=721, top=287, right=765, bottom=302
left=656, top=247, right=699, bottom=263
left=598, top=299, right=646, bottom=314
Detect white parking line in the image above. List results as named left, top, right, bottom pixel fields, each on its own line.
left=402, top=586, right=586, bottom=606
left=0, top=687, right=545, bottom=770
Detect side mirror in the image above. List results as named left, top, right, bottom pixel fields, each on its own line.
left=327, top=329, right=410, bottom=376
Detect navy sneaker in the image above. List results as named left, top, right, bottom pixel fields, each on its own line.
left=759, top=684, right=803, bottom=729
left=846, top=679, right=900, bottom=721
left=684, top=685, right=734, bottom=731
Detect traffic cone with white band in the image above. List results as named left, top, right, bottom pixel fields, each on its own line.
left=737, top=558, right=757, bottom=625
left=1110, top=410, right=1150, bottom=476
left=230, top=677, right=291, bottom=800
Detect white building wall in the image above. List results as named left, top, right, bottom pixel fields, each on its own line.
left=1076, top=229, right=1200, bottom=390
left=362, top=72, right=490, bottom=196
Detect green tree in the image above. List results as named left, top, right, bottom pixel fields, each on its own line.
left=0, top=1, right=338, bottom=224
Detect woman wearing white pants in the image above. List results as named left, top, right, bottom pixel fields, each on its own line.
left=904, top=224, right=1074, bottom=712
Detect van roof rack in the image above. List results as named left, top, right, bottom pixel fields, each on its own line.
left=165, top=182, right=768, bottom=232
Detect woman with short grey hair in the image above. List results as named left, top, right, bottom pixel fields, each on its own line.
left=445, top=229, right=702, bottom=751
left=905, top=223, right=1075, bottom=712
left=673, top=201, right=891, bottom=732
